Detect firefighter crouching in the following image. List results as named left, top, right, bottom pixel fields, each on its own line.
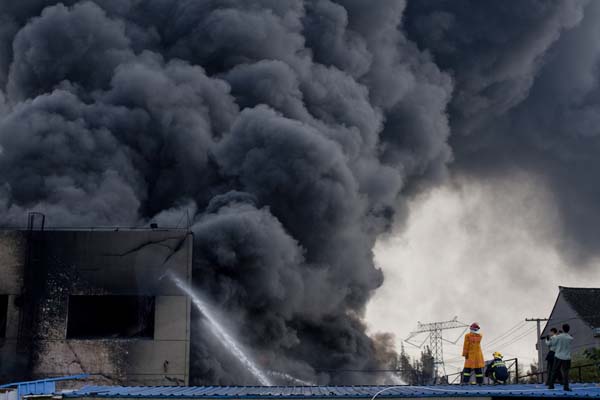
left=485, top=352, right=509, bottom=384
left=462, top=322, right=485, bottom=385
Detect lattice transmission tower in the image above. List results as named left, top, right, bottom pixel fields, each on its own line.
left=405, top=316, right=469, bottom=380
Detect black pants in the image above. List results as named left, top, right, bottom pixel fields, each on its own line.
left=463, top=367, right=483, bottom=384
left=546, top=356, right=562, bottom=385
left=491, top=368, right=508, bottom=383
left=548, top=358, right=570, bottom=389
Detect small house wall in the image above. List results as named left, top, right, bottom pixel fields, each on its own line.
left=540, top=292, right=599, bottom=370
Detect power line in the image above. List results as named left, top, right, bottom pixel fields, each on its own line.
left=486, top=321, right=529, bottom=347
left=486, top=321, right=531, bottom=348
left=493, top=326, right=538, bottom=350
left=487, top=324, right=533, bottom=348
left=493, top=325, right=537, bottom=347
left=486, top=320, right=527, bottom=344
left=444, top=322, right=535, bottom=364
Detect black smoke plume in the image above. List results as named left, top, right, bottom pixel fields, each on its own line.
left=1, top=0, right=598, bottom=385
left=404, top=0, right=600, bottom=265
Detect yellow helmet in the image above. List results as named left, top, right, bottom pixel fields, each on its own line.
left=493, top=351, right=503, bottom=359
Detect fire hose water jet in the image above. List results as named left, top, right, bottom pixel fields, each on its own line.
left=266, top=371, right=315, bottom=386
left=167, top=271, right=273, bottom=386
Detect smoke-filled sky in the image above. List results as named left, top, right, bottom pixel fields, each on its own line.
left=366, top=173, right=600, bottom=376
left=1, top=0, right=600, bottom=385
left=366, top=0, right=600, bottom=375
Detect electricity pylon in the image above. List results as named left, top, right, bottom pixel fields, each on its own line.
left=405, top=316, right=469, bottom=380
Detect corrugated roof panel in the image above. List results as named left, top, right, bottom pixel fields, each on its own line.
left=224, top=387, right=243, bottom=396
left=349, top=387, right=365, bottom=396
left=64, top=384, right=600, bottom=398
left=166, top=387, right=196, bottom=396
left=142, top=387, right=171, bottom=396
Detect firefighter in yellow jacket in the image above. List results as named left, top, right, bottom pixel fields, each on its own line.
left=462, top=322, right=485, bottom=384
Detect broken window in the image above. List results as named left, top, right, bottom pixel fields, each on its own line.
left=66, top=295, right=155, bottom=339
left=0, top=295, right=7, bottom=338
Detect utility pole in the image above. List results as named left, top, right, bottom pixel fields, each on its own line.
left=525, top=317, right=549, bottom=383
left=405, top=317, right=469, bottom=383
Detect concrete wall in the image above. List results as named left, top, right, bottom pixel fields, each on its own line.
left=0, top=231, right=28, bottom=380
left=0, top=229, right=192, bottom=385
left=0, top=389, right=17, bottom=400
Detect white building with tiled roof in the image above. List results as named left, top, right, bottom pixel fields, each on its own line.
left=540, top=287, right=600, bottom=365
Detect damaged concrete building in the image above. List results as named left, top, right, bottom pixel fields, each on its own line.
left=0, top=222, right=192, bottom=385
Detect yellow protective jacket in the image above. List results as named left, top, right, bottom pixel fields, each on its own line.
left=462, top=332, right=484, bottom=369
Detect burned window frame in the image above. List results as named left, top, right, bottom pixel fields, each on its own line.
left=66, top=295, right=155, bottom=339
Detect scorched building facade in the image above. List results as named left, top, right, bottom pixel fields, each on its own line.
left=0, top=225, right=192, bottom=385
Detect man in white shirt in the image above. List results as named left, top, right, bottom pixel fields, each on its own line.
left=547, top=323, right=574, bottom=391
left=543, top=327, right=563, bottom=385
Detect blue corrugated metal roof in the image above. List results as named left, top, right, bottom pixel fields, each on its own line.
left=0, top=374, right=88, bottom=400
left=0, top=374, right=89, bottom=389
left=63, top=384, right=600, bottom=398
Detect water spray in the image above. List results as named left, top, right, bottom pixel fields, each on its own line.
left=167, top=271, right=273, bottom=386
left=267, top=370, right=315, bottom=386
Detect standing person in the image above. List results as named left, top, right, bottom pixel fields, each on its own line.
left=544, top=328, right=562, bottom=385
left=462, top=322, right=485, bottom=385
left=547, top=324, right=573, bottom=391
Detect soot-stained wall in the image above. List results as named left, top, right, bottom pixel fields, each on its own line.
left=0, top=229, right=192, bottom=385
left=0, top=230, right=27, bottom=380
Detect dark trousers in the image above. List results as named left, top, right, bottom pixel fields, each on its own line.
left=545, top=356, right=562, bottom=385
left=463, top=367, right=483, bottom=384
left=491, top=368, right=508, bottom=383
left=548, top=358, right=570, bottom=389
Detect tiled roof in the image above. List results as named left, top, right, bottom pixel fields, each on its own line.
left=63, top=384, right=600, bottom=398
left=560, top=287, right=600, bottom=328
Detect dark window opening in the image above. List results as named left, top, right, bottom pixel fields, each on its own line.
left=67, top=295, right=155, bottom=339
left=0, top=295, right=7, bottom=338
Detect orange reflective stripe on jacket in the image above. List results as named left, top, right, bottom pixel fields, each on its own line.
left=462, top=332, right=484, bottom=369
